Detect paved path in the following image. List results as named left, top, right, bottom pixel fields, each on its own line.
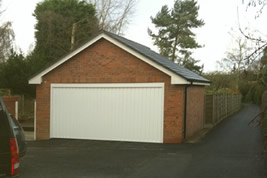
left=182, top=104, right=266, bottom=177
left=20, top=104, right=266, bottom=178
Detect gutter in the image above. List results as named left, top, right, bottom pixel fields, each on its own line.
left=183, top=81, right=193, bottom=140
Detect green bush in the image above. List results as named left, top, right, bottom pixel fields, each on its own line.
left=244, top=84, right=266, bottom=104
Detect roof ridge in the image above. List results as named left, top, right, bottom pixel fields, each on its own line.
left=103, top=31, right=151, bottom=50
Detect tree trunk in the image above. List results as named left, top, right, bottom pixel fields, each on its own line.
left=70, top=23, right=77, bottom=51
left=171, top=36, right=178, bottom=62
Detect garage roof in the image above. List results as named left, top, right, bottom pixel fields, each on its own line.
left=29, top=31, right=210, bottom=85
left=106, top=31, right=210, bottom=84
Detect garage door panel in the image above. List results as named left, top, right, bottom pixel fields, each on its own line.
left=50, top=83, right=164, bottom=143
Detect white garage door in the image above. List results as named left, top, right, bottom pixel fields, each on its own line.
left=50, top=83, right=164, bottom=143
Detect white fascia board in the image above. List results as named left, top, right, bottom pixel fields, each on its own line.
left=29, top=77, right=43, bottom=84
left=171, top=75, right=190, bottom=85
left=28, top=33, right=189, bottom=85
left=28, top=34, right=106, bottom=84
left=192, top=82, right=210, bottom=86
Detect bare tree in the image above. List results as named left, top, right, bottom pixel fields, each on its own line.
left=88, top=0, right=138, bottom=34
left=219, top=37, right=252, bottom=71
left=243, top=0, right=267, bottom=15
left=239, top=0, right=267, bottom=62
left=218, top=32, right=254, bottom=89
left=0, top=1, right=14, bottom=63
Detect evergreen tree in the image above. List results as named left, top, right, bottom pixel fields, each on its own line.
left=183, top=55, right=203, bottom=74
left=148, top=0, right=204, bottom=73
left=0, top=50, right=34, bottom=95
left=31, top=0, right=99, bottom=72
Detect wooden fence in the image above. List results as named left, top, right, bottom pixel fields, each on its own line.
left=1, top=92, right=34, bottom=121
left=205, top=94, right=242, bottom=126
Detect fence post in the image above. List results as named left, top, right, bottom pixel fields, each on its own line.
left=212, top=95, right=217, bottom=124
left=15, top=101, right=18, bottom=120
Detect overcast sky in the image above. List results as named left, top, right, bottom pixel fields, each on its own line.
left=1, top=0, right=267, bottom=72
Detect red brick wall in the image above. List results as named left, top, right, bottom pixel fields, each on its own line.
left=36, top=39, right=186, bottom=143
left=186, top=86, right=205, bottom=138
left=2, top=96, right=19, bottom=119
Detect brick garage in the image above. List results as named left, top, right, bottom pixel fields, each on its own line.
left=29, top=31, right=210, bottom=143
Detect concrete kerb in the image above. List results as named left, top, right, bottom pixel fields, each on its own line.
left=184, top=128, right=211, bottom=143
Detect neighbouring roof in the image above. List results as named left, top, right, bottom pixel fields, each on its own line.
left=29, top=31, right=210, bottom=85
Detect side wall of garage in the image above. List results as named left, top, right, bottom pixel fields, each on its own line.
left=186, top=86, right=205, bottom=138
left=35, top=39, right=186, bottom=143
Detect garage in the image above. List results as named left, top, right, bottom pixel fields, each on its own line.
left=50, top=83, right=164, bottom=143
left=29, top=31, right=210, bottom=143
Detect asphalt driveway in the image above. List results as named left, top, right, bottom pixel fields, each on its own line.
left=20, top=104, right=266, bottom=178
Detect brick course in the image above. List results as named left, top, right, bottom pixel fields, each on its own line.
left=35, top=39, right=204, bottom=143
